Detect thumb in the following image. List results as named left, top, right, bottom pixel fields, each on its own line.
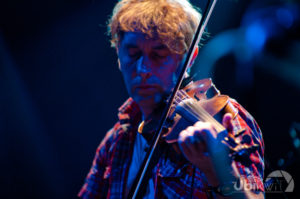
left=222, top=113, right=233, bottom=132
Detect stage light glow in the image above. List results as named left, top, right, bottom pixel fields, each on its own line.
left=276, top=8, right=294, bottom=29
left=245, top=21, right=266, bottom=52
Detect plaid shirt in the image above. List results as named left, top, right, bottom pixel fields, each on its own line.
left=78, top=96, right=264, bottom=199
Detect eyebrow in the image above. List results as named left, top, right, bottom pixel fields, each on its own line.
left=124, top=44, right=138, bottom=49
left=123, top=43, right=168, bottom=50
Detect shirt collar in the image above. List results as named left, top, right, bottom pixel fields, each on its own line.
left=118, top=98, right=142, bottom=126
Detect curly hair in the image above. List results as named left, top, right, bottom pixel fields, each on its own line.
left=107, top=0, right=202, bottom=54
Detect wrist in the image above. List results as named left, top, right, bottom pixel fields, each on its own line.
left=203, top=160, right=234, bottom=187
left=204, top=162, right=241, bottom=197
left=208, top=178, right=240, bottom=197
left=204, top=168, right=220, bottom=187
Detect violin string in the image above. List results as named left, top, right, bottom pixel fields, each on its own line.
left=194, top=105, right=224, bottom=131
left=172, top=90, right=225, bottom=132
left=185, top=101, right=224, bottom=132
left=174, top=97, right=214, bottom=127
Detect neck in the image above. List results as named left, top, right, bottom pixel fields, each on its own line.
left=141, top=107, right=155, bottom=121
left=140, top=103, right=166, bottom=124
left=137, top=92, right=168, bottom=123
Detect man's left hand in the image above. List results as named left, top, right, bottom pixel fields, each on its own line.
left=178, top=113, right=234, bottom=186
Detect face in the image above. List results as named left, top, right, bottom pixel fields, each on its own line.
left=117, top=32, right=184, bottom=117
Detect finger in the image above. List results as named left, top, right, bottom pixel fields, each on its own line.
left=179, top=129, right=206, bottom=156
left=192, top=134, right=207, bottom=153
left=178, top=130, right=194, bottom=155
left=181, top=123, right=204, bottom=146
left=189, top=124, right=209, bottom=153
left=194, top=121, right=227, bottom=156
left=194, top=121, right=217, bottom=139
left=222, top=113, right=233, bottom=132
left=184, top=125, right=203, bottom=142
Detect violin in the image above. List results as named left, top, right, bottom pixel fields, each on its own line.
left=128, top=78, right=259, bottom=199
left=166, top=79, right=259, bottom=160
left=139, top=78, right=258, bottom=163
left=126, top=0, right=219, bottom=198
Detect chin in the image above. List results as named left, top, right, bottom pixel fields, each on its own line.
left=135, top=92, right=163, bottom=103
left=134, top=94, right=158, bottom=108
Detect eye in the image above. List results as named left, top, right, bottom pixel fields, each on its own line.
left=152, top=52, right=167, bottom=60
left=128, top=48, right=141, bottom=59
left=129, top=52, right=142, bottom=59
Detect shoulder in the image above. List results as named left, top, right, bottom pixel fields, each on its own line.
left=96, top=98, right=141, bottom=160
left=77, top=122, right=127, bottom=198
left=228, top=98, right=265, bottom=191
left=96, top=122, right=129, bottom=159
left=229, top=98, right=264, bottom=146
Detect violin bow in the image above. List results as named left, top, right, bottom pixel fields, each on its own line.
left=127, top=0, right=218, bottom=198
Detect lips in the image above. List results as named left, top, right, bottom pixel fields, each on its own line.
left=133, top=84, right=161, bottom=94
left=136, top=85, right=157, bottom=89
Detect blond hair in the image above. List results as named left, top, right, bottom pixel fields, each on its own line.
left=108, top=0, right=202, bottom=54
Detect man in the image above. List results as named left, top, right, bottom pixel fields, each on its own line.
left=79, top=0, right=264, bottom=198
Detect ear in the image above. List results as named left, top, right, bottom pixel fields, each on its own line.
left=116, top=45, right=119, bottom=55
left=117, top=58, right=121, bottom=70
left=116, top=44, right=121, bottom=70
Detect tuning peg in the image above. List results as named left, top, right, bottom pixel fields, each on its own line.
left=234, top=128, right=247, bottom=137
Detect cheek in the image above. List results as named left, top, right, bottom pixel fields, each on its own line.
left=122, top=70, right=135, bottom=86
left=120, top=70, right=133, bottom=94
left=119, top=59, right=137, bottom=79
left=154, top=69, right=176, bottom=91
left=157, top=59, right=180, bottom=88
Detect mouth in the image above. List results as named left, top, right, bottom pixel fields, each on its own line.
left=134, top=84, right=161, bottom=94
left=136, top=85, right=158, bottom=89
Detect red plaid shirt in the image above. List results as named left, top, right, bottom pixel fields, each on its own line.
left=78, top=97, right=264, bottom=199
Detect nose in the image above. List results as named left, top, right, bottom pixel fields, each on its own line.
left=136, top=56, right=151, bottom=79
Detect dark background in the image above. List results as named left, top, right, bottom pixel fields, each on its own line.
left=0, top=0, right=299, bottom=198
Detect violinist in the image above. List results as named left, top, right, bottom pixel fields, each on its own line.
left=78, top=0, right=264, bottom=198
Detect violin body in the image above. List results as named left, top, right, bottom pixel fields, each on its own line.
left=140, top=78, right=235, bottom=143
left=163, top=95, right=230, bottom=143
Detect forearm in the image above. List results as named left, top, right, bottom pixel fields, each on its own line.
left=204, top=162, right=264, bottom=199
